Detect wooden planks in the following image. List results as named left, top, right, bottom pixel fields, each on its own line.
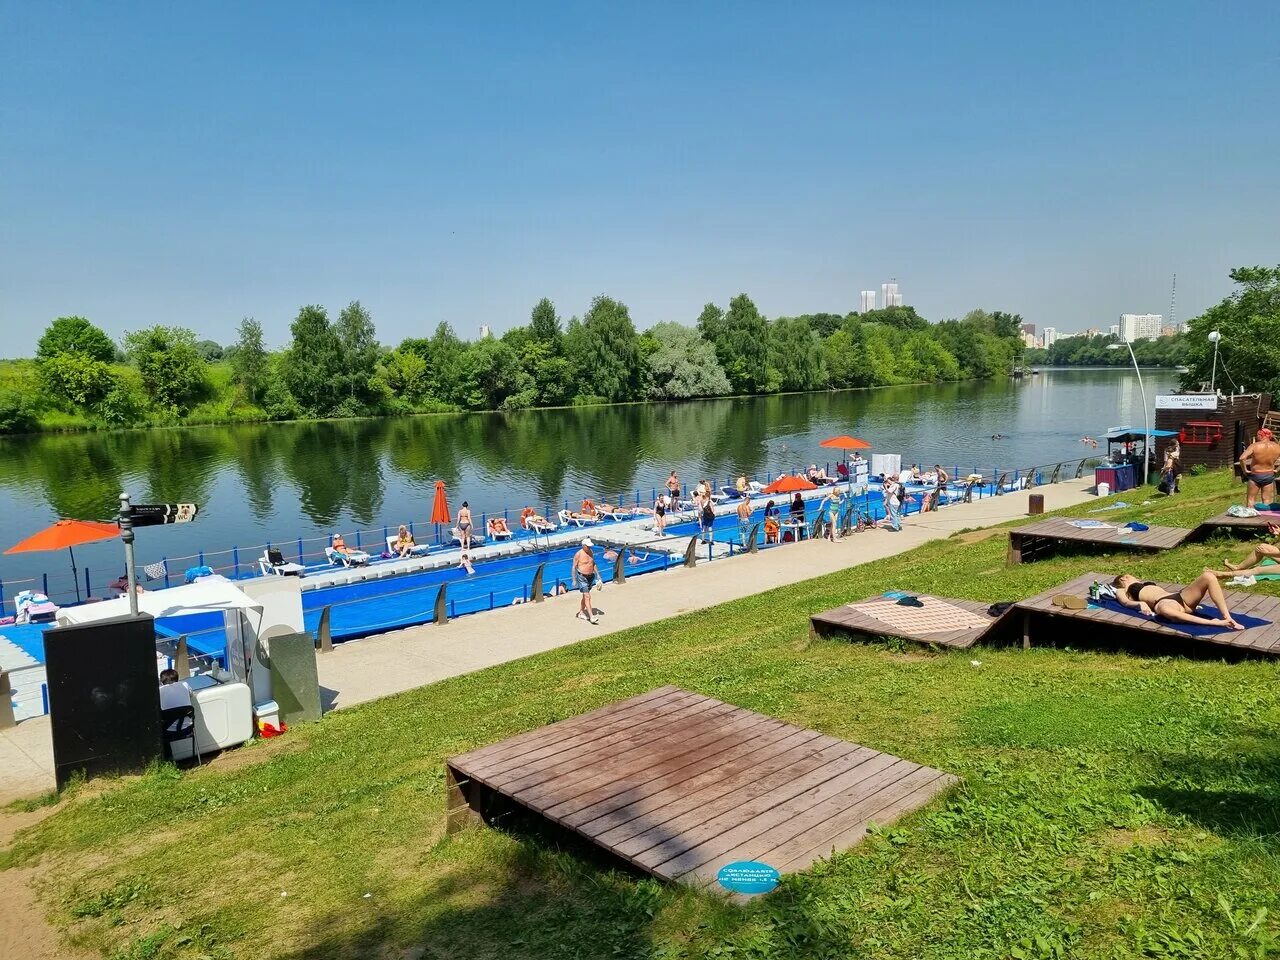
left=1013, top=571, right=1280, bottom=657
left=1195, top=511, right=1278, bottom=539
left=810, top=594, right=1007, bottom=649
left=446, top=688, right=957, bottom=889
left=1007, top=518, right=1192, bottom=564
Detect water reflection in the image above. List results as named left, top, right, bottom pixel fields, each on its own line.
left=0, top=369, right=1175, bottom=593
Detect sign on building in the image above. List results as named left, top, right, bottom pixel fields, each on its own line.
left=1155, top=394, right=1218, bottom=411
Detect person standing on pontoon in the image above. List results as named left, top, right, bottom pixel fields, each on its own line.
left=457, top=501, right=474, bottom=551
left=654, top=493, right=668, bottom=535
left=666, top=471, right=681, bottom=503
left=736, top=495, right=753, bottom=547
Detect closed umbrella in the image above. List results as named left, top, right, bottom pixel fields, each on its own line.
left=430, top=480, right=451, bottom=542
left=5, top=518, right=120, bottom=603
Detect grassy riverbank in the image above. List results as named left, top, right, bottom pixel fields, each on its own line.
left=5, top=469, right=1280, bottom=959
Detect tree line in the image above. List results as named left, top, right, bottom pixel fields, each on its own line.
left=1024, top=332, right=1188, bottom=368
left=0, top=295, right=1029, bottom=433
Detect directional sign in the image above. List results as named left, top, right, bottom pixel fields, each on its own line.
left=130, top=503, right=199, bottom=527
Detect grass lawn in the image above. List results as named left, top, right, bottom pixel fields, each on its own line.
left=4, top=469, right=1280, bottom=959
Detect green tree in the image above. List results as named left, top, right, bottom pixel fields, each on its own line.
left=374, top=347, right=431, bottom=404
left=38, top=352, right=117, bottom=409
left=123, top=326, right=209, bottom=411
left=230, top=318, right=269, bottom=404
left=573, top=296, right=643, bottom=402
left=195, top=339, right=224, bottom=361
left=705, top=294, right=770, bottom=393
left=426, top=322, right=465, bottom=404
left=696, top=303, right=726, bottom=344
left=1181, top=269, right=1280, bottom=394
left=858, top=305, right=929, bottom=331
left=529, top=297, right=562, bottom=350
left=646, top=322, right=731, bottom=399
left=457, top=338, right=525, bottom=409
left=35, top=316, right=117, bottom=365
left=822, top=329, right=862, bottom=387
left=768, top=317, right=825, bottom=392
left=0, top=389, right=39, bottom=434
left=334, top=300, right=382, bottom=411
left=282, top=305, right=343, bottom=415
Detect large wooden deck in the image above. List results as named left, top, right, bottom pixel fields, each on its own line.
left=1013, top=571, right=1280, bottom=657
left=810, top=594, right=1008, bottom=649
left=1195, top=510, right=1278, bottom=539
left=446, top=686, right=957, bottom=889
left=1007, top=518, right=1192, bottom=564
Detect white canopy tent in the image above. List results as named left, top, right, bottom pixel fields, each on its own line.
left=57, top=579, right=266, bottom=690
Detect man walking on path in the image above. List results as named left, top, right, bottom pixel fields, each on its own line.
left=737, top=496, right=753, bottom=548
left=572, top=538, right=598, bottom=624
left=1238, top=428, right=1279, bottom=507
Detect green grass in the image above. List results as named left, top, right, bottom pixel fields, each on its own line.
left=5, top=470, right=1280, bottom=959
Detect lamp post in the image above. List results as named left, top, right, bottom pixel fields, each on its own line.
left=1208, top=329, right=1221, bottom=394
left=1108, top=341, right=1150, bottom=486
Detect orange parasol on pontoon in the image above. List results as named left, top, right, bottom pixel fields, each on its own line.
left=5, top=518, right=121, bottom=603
left=430, top=481, right=451, bottom=525
left=761, top=474, right=819, bottom=495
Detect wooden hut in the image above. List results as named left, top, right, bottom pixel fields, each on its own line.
left=1152, top=392, right=1273, bottom=474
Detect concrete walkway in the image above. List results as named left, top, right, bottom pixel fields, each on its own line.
left=0, top=479, right=1096, bottom=804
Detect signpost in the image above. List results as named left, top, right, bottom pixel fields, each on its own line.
left=117, top=495, right=199, bottom=615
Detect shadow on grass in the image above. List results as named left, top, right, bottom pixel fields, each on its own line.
left=1139, top=752, right=1280, bottom=840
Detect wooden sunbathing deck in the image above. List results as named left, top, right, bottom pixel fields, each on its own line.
left=1013, top=571, right=1280, bottom=657
left=1194, top=510, right=1278, bottom=539
left=445, top=686, right=957, bottom=889
left=810, top=594, right=1007, bottom=649
left=1007, top=518, right=1192, bottom=564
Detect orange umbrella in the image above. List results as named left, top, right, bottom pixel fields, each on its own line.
left=761, top=474, right=819, bottom=495
left=6, top=518, right=120, bottom=603
left=819, top=435, right=872, bottom=450
left=430, top=481, right=451, bottom=525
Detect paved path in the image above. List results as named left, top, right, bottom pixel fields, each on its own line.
left=0, top=479, right=1096, bottom=804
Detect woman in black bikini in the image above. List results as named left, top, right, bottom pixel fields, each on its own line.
left=1111, top=572, right=1243, bottom=630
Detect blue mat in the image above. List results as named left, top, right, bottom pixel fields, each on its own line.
left=0, top=622, right=51, bottom=663
left=1090, top=596, right=1271, bottom=637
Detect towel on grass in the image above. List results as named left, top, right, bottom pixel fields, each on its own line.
left=1089, top=595, right=1271, bottom=637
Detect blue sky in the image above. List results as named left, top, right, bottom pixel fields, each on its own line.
left=2, top=1, right=1277, bottom=352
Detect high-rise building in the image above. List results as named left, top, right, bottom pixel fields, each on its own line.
left=1020, top=331, right=1038, bottom=349
left=1042, top=327, right=1058, bottom=348
left=479, top=324, right=492, bottom=339
left=1019, top=323, right=1036, bottom=337
left=1109, top=324, right=1120, bottom=337
left=881, top=281, right=902, bottom=308
left=1119, top=313, right=1162, bottom=342
left=859, top=290, right=876, bottom=312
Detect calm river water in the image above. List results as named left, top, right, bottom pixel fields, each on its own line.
left=0, top=368, right=1174, bottom=602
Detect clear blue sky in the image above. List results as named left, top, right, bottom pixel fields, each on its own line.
left=2, top=1, right=1277, bottom=352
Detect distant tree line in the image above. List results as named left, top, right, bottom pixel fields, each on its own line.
left=0, top=296, right=1030, bottom=433
left=1024, top=332, right=1188, bottom=368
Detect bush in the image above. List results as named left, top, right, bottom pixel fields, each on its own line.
left=0, top=391, right=38, bottom=434
left=38, top=352, right=117, bottom=409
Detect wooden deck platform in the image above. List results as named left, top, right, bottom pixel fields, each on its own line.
left=810, top=594, right=1008, bottom=649
left=1194, top=510, right=1278, bottom=539
left=445, top=686, right=957, bottom=889
left=1013, top=571, right=1280, bottom=657
left=1008, top=518, right=1193, bottom=564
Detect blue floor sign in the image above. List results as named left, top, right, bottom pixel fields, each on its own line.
left=716, top=860, right=780, bottom=895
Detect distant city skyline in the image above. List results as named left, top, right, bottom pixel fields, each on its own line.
left=2, top=4, right=1276, bottom=354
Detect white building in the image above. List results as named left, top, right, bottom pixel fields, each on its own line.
left=1109, top=324, right=1120, bottom=338
left=881, top=281, right=902, bottom=308
left=859, top=290, right=876, bottom=312
left=1042, top=326, right=1058, bottom=348
left=1119, top=313, right=1162, bottom=342
left=479, top=324, right=492, bottom=339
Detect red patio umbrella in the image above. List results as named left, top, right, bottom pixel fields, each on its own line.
left=761, top=474, right=819, bottom=495
left=818, top=435, right=872, bottom=451
left=430, top=480, right=451, bottom=525
left=5, top=518, right=120, bottom=603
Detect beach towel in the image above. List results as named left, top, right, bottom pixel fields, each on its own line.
left=1069, top=519, right=1114, bottom=529
left=143, top=561, right=167, bottom=581
left=1090, top=595, right=1271, bottom=637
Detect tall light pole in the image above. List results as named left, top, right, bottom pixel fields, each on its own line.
left=1208, top=330, right=1221, bottom=394
left=1109, top=341, right=1150, bottom=486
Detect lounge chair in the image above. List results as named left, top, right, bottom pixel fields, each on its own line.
left=451, top=526, right=486, bottom=546
left=522, top=515, right=558, bottom=533
left=14, top=590, right=58, bottom=624
left=326, top=546, right=370, bottom=567
left=558, top=509, right=600, bottom=527
left=720, top=486, right=744, bottom=500
left=259, top=548, right=305, bottom=577
left=386, top=535, right=430, bottom=557
left=486, top=520, right=514, bottom=540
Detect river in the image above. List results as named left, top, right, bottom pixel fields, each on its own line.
left=0, top=368, right=1175, bottom=602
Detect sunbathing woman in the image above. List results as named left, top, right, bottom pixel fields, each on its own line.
left=487, top=517, right=511, bottom=537
left=1111, top=572, right=1244, bottom=630
left=1210, top=523, right=1280, bottom=577
left=395, top=524, right=416, bottom=558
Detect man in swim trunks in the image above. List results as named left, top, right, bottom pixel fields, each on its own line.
left=1112, top=571, right=1243, bottom=630
left=573, top=537, right=598, bottom=624
left=1239, top=428, right=1279, bottom=507
left=737, top=495, right=753, bottom=547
